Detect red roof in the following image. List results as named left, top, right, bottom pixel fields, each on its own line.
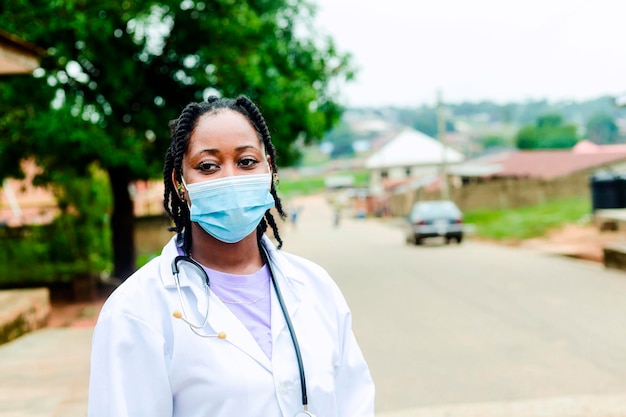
left=453, top=141, right=626, bottom=180
left=492, top=150, right=626, bottom=179
left=382, top=178, right=412, bottom=189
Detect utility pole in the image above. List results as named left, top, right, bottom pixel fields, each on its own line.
left=437, top=89, right=450, bottom=200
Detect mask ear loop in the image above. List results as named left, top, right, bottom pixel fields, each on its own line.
left=179, top=176, right=192, bottom=208
left=265, top=158, right=278, bottom=185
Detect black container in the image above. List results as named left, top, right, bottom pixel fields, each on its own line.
left=590, top=172, right=626, bottom=212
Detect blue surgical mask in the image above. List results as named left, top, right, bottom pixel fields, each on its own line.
left=182, top=173, right=275, bottom=243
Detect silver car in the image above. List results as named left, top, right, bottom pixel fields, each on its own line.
left=406, top=200, right=464, bottom=245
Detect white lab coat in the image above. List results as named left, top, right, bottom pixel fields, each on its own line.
left=88, top=235, right=375, bottom=417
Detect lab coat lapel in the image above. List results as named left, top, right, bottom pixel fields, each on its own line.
left=174, top=259, right=272, bottom=372
left=269, top=257, right=303, bottom=345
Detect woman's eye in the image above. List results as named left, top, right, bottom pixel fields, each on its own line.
left=197, top=161, right=218, bottom=171
left=239, top=158, right=259, bottom=168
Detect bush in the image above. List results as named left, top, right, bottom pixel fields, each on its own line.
left=0, top=164, right=112, bottom=287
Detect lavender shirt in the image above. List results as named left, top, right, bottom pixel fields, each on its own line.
left=201, top=264, right=273, bottom=359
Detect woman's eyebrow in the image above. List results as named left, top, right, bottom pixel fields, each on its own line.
left=197, top=148, right=220, bottom=156
left=194, top=145, right=260, bottom=156
left=234, top=145, right=260, bottom=152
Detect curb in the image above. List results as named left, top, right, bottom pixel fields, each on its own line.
left=0, top=288, right=50, bottom=345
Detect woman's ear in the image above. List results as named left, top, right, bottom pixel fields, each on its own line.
left=172, top=170, right=185, bottom=202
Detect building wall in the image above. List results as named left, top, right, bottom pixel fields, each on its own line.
left=369, top=164, right=444, bottom=195
left=387, top=171, right=593, bottom=216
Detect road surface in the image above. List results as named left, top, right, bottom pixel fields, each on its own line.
left=282, top=195, right=626, bottom=416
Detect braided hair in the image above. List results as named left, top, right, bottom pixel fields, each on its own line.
left=163, top=96, right=287, bottom=253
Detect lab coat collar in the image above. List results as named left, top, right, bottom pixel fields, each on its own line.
left=159, top=234, right=306, bottom=289
left=159, top=234, right=305, bottom=371
left=159, top=235, right=186, bottom=289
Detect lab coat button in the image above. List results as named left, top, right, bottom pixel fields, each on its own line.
left=279, top=381, right=295, bottom=394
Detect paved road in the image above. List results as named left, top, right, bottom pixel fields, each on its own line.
left=282, top=195, right=626, bottom=416
left=3, top=194, right=626, bottom=417
left=0, top=327, right=92, bottom=417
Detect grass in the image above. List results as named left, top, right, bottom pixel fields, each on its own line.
left=463, top=196, right=592, bottom=240
left=276, top=170, right=370, bottom=199
left=276, top=176, right=327, bottom=198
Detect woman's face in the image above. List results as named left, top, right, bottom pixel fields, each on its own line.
left=181, top=110, right=270, bottom=185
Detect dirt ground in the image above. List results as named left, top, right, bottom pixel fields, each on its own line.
left=46, top=223, right=625, bottom=329
left=518, top=223, right=623, bottom=263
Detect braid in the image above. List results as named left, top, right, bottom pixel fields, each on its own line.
left=163, top=95, right=287, bottom=252
left=163, top=102, right=206, bottom=253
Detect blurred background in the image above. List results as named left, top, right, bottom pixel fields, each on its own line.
left=2, top=0, right=626, bottom=293
left=4, top=1, right=626, bottom=416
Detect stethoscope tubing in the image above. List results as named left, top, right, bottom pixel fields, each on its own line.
left=172, top=255, right=210, bottom=330
left=265, top=249, right=309, bottom=409
left=171, top=249, right=310, bottom=412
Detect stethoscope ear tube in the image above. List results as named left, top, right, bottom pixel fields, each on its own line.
left=172, top=255, right=209, bottom=286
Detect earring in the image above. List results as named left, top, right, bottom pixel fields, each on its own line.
left=176, top=184, right=185, bottom=200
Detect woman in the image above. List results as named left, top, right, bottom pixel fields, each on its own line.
left=88, top=96, right=375, bottom=417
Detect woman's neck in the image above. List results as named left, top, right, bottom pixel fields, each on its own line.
left=189, top=224, right=264, bottom=274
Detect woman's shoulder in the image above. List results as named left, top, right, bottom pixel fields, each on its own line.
left=276, top=249, right=327, bottom=275
left=99, top=256, right=166, bottom=318
left=102, top=236, right=179, bottom=312
left=272, top=246, right=346, bottom=294
left=267, top=241, right=327, bottom=278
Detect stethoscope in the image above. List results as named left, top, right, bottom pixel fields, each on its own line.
left=171, top=248, right=315, bottom=417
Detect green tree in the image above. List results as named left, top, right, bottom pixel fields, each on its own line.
left=515, top=125, right=540, bottom=149
left=0, top=0, right=353, bottom=279
left=586, top=113, right=619, bottom=144
left=515, top=113, right=579, bottom=149
left=536, top=114, right=563, bottom=129
left=324, top=120, right=355, bottom=159
left=479, top=135, right=509, bottom=150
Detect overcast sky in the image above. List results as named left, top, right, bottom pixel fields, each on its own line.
left=314, top=0, right=626, bottom=108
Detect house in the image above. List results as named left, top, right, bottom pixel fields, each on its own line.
left=0, top=160, right=58, bottom=227
left=365, top=128, right=465, bottom=197
left=0, top=29, right=44, bottom=74
left=449, top=141, right=626, bottom=181
left=435, top=140, right=626, bottom=212
left=0, top=32, right=47, bottom=226
left=0, top=159, right=166, bottom=227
